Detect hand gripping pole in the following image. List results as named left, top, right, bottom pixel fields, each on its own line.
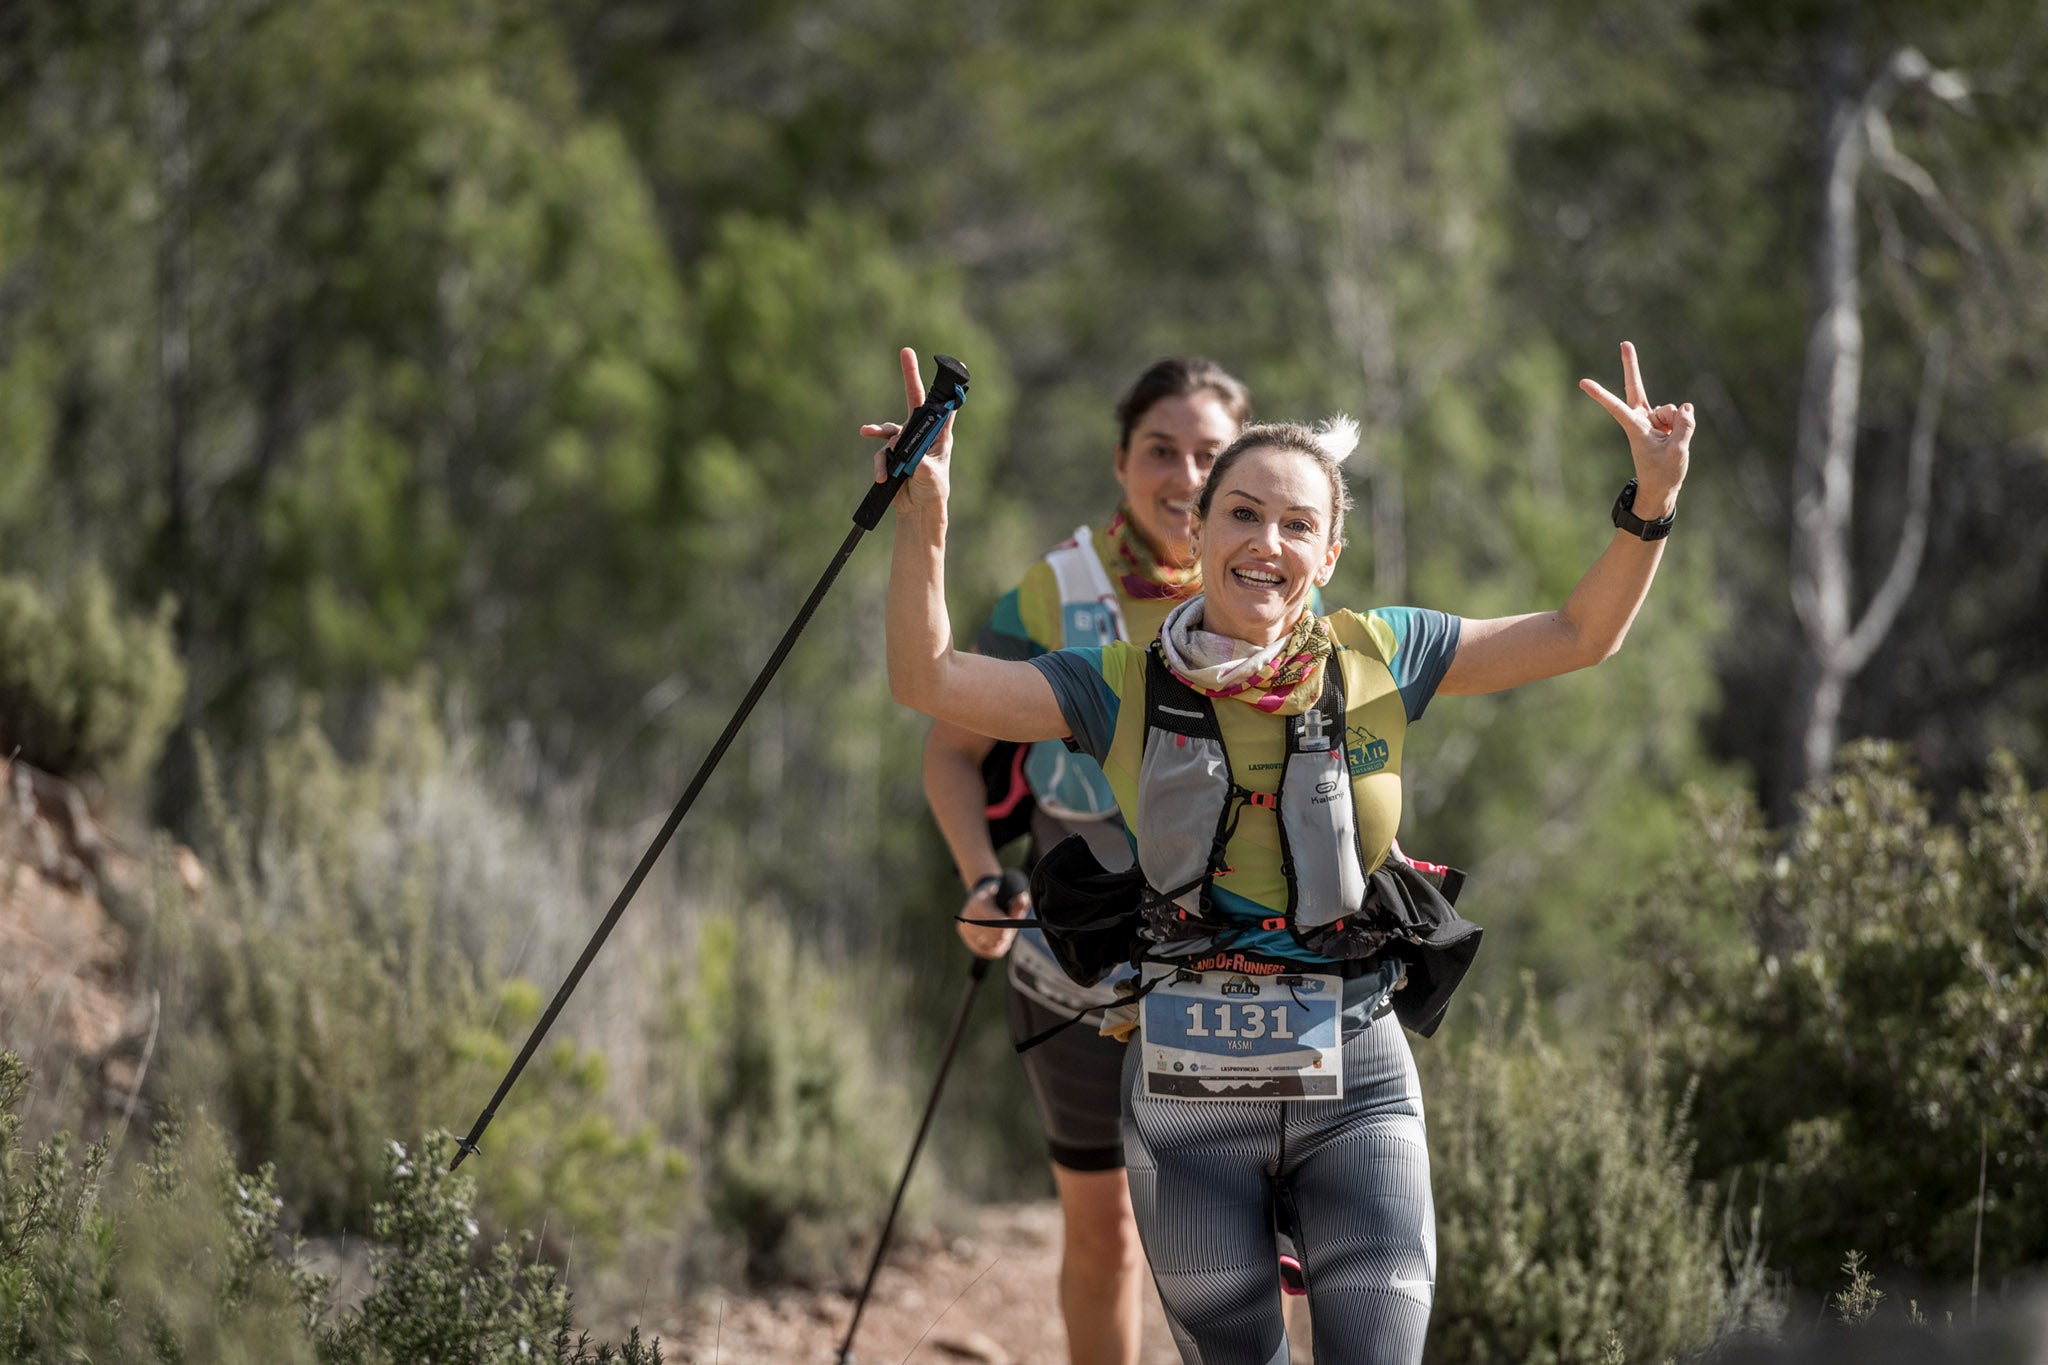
left=451, top=354, right=969, bottom=1169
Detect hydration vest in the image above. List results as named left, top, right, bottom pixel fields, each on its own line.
left=1118, top=617, right=1466, bottom=961
left=999, top=617, right=1482, bottom=1041
left=1022, top=529, right=1125, bottom=822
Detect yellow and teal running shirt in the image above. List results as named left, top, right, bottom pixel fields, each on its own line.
left=1025, top=607, right=1461, bottom=963
left=979, top=528, right=1323, bottom=823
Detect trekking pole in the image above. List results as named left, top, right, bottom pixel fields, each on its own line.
left=450, top=353, right=971, bottom=1170
left=836, top=874, right=1024, bottom=1365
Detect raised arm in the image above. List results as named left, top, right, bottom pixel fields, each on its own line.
left=1439, top=341, right=1694, bottom=696
left=871, top=347, right=1073, bottom=742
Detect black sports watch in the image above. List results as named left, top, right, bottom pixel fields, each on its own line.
left=1610, top=478, right=1676, bottom=541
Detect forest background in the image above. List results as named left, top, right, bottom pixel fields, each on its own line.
left=0, top=0, right=2044, bottom=1359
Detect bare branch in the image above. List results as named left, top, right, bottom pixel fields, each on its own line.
left=1840, top=330, right=1949, bottom=674
left=1863, top=105, right=1983, bottom=260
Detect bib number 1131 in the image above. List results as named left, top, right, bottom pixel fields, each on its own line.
left=1141, top=970, right=1343, bottom=1100
left=1180, top=1002, right=1296, bottom=1041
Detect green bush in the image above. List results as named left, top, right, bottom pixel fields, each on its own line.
left=1644, top=744, right=2048, bottom=1292
left=0, top=1050, right=663, bottom=1362
left=134, top=695, right=687, bottom=1263
left=321, top=1135, right=663, bottom=1365
left=1422, top=1002, right=1760, bottom=1364
left=112, top=683, right=939, bottom=1292
left=0, top=568, right=184, bottom=786
left=652, top=911, right=914, bottom=1285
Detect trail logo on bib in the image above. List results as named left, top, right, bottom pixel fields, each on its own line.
left=1347, top=725, right=1389, bottom=777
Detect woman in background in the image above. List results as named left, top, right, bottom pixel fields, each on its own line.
left=901, top=358, right=1252, bottom=1365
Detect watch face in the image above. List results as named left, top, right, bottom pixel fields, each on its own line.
left=1611, top=480, right=1638, bottom=528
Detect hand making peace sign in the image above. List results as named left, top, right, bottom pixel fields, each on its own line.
left=1579, top=341, right=1692, bottom=516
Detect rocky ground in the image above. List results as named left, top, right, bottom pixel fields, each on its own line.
left=0, top=757, right=161, bottom=1139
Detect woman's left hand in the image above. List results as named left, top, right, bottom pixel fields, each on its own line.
left=857, top=346, right=955, bottom=520
left=1578, top=341, right=1692, bottom=517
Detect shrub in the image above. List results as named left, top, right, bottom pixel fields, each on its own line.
left=133, top=696, right=688, bottom=1263
left=652, top=911, right=914, bottom=1285
left=0, top=1050, right=663, bottom=1362
left=0, top=568, right=184, bottom=786
left=1422, top=1001, right=1761, bottom=1364
left=118, top=683, right=938, bottom=1293
left=1644, top=744, right=2048, bottom=1292
left=321, top=1135, right=663, bottom=1365
left=0, top=1052, right=126, bottom=1359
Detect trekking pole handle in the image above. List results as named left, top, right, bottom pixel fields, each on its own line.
left=853, top=354, right=971, bottom=530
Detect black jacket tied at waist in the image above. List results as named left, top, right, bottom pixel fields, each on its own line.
left=1010, top=834, right=1483, bottom=1041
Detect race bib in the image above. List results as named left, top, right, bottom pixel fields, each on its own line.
left=1141, top=970, right=1343, bottom=1100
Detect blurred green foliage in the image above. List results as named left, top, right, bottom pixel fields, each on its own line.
left=0, top=0, right=2043, bottom=1332
left=140, top=707, right=689, bottom=1259
left=652, top=910, right=914, bottom=1284
left=1640, top=743, right=2048, bottom=1291
left=0, top=568, right=184, bottom=786
left=1424, top=1003, right=1769, bottom=1364
left=0, top=1051, right=663, bottom=1362
left=107, top=686, right=916, bottom=1292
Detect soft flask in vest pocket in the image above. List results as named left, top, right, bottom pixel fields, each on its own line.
left=1025, top=834, right=1148, bottom=987
left=1024, top=738, right=1121, bottom=822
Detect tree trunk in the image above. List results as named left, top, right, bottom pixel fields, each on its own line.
left=147, top=0, right=200, bottom=831
left=1775, top=35, right=1949, bottom=821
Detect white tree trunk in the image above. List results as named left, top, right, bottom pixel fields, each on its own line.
left=1778, top=40, right=1954, bottom=818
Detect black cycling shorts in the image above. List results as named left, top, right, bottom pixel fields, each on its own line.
left=1005, top=984, right=1128, bottom=1172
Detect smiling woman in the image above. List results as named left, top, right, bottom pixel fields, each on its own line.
left=875, top=341, right=1693, bottom=1365
left=885, top=354, right=1254, bottom=1365
left=1188, top=417, right=1357, bottom=649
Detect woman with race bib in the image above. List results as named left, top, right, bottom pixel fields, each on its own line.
left=907, top=357, right=1255, bottom=1365
left=873, top=342, right=1692, bottom=1363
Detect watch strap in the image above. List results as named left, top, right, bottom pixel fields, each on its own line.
left=1611, top=478, right=1675, bottom=542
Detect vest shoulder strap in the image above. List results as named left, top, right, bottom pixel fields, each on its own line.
left=1141, top=641, right=1224, bottom=743
left=1044, top=528, right=1127, bottom=646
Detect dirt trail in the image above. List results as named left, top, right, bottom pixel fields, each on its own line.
left=653, top=1202, right=1312, bottom=1365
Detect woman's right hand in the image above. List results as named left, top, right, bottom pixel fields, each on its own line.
left=957, top=878, right=1031, bottom=959
left=858, top=346, right=955, bottom=520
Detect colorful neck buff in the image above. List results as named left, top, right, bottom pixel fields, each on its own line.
left=1106, top=505, right=1199, bottom=602
left=1158, top=595, right=1332, bottom=716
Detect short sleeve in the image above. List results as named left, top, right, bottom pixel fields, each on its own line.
left=1026, top=647, right=1119, bottom=762
left=1368, top=607, right=1462, bottom=722
left=976, top=561, right=1060, bottom=661
left=978, top=587, right=1038, bottom=661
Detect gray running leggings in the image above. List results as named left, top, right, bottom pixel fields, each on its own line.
left=1122, top=1000, right=1434, bottom=1364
